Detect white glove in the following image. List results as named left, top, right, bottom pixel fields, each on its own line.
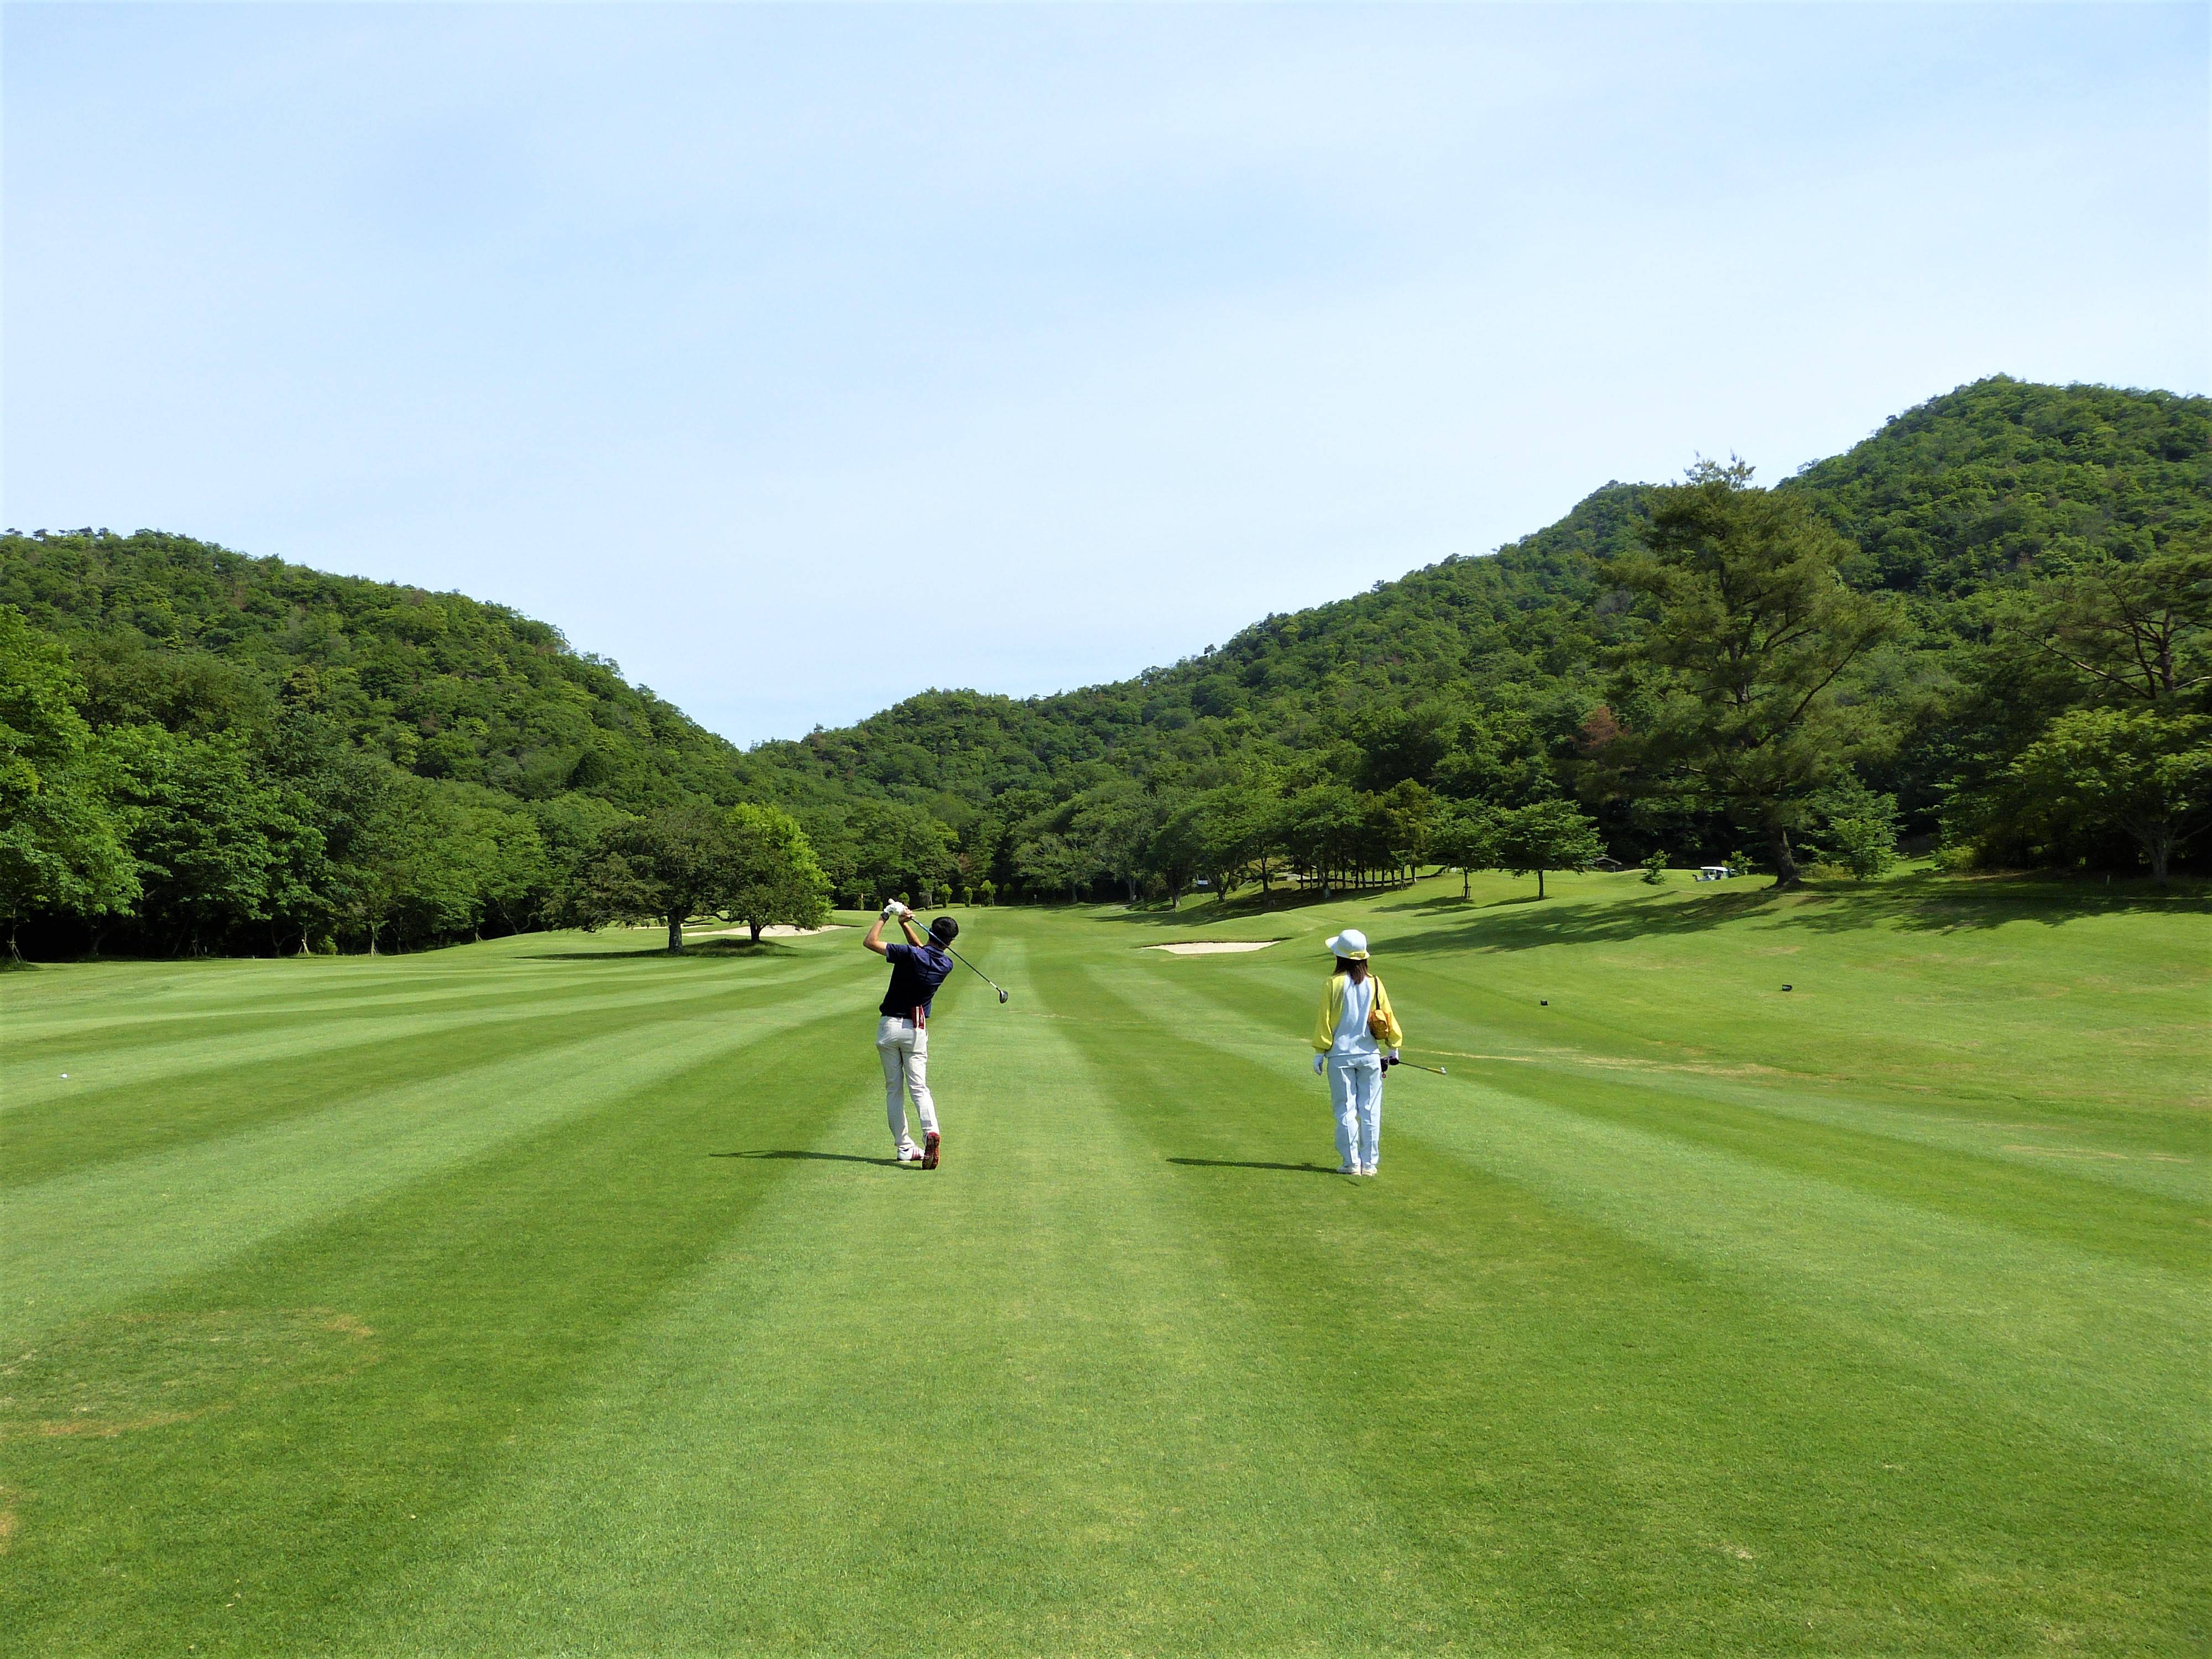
left=882, top=901, right=910, bottom=920
left=1312, top=1053, right=1326, bottom=1076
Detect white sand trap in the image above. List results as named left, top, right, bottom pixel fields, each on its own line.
left=1149, top=940, right=1279, bottom=955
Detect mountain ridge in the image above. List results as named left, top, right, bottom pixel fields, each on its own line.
left=4, top=373, right=2203, bottom=951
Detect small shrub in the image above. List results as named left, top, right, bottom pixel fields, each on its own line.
left=1931, top=839, right=1979, bottom=874
left=1828, top=816, right=1900, bottom=880
left=1640, top=851, right=1668, bottom=885
left=1818, top=787, right=1902, bottom=879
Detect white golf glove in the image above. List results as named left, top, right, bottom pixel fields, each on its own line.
left=1312, top=1053, right=1326, bottom=1076
left=881, top=901, right=910, bottom=920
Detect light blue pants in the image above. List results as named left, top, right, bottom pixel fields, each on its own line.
left=1327, top=1055, right=1384, bottom=1172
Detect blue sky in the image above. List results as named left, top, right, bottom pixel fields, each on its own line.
left=6, top=4, right=2205, bottom=745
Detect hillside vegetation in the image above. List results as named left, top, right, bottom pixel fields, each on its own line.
left=3, top=376, right=2205, bottom=954
left=759, top=377, right=2206, bottom=877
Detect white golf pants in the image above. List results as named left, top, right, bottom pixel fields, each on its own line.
left=877, top=1015, right=938, bottom=1153
left=1327, top=1054, right=1384, bottom=1172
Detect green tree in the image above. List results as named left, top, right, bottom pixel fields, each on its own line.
left=1428, top=801, right=1496, bottom=899
left=2003, top=708, right=2212, bottom=883
left=1353, top=701, right=1454, bottom=791
left=1372, top=779, right=1437, bottom=883
left=2017, top=539, right=2211, bottom=708
left=1640, top=850, right=1669, bottom=884
left=1425, top=801, right=1495, bottom=898
left=1817, top=782, right=1902, bottom=880
left=1243, top=777, right=1292, bottom=906
left=108, top=727, right=325, bottom=955
left=337, top=776, right=538, bottom=953
left=1157, top=786, right=1257, bottom=905
left=1491, top=799, right=1606, bottom=899
left=1073, top=784, right=1166, bottom=905
left=1600, top=461, right=1895, bottom=889
left=724, top=802, right=832, bottom=943
left=570, top=803, right=739, bottom=952
left=440, top=793, right=554, bottom=942
left=1279, top=782, right=1362, bottom=895
left=0, top=609, right=138, bottom=957
left=1013, top=832, right=1096, bottom=904
left=843, top=801, right=956, bottom=908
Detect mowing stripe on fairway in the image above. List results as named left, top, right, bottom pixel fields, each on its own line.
left=1, top=964, right=868, bottom=1348
left=2, top=1004, right=869, bottom=1655
left=0, top=953, right=845, bottom=1123
left=330, top=942, right=1470, bottom=1656
left=1074, top=936, right=2208, bottom=1475
left=1, top=878, right=2203, bottom=1656
left=0, top=960, right=847, bottom=1188
left=1040, top=947, right=2209, bottom=1651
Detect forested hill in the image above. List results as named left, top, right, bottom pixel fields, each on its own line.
left=762, top=479, right=1650, bottom=811
left=0, top=533, right=785, bottom=954
left=755, top=376, right=2206, bottom=802
left=0, top=532, right=761, bottom=810
left=3, top=374, right=2205, bottom=956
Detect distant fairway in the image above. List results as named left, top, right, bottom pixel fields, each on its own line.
left=3, top=870, right=2206, bottom=1656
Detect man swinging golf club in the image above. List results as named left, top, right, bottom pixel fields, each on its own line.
left=864, top=901, right=957, bottom=1168
left=1310, top=927, right=1402, bottom=1177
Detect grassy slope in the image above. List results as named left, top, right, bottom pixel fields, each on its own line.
left=1, top=873, right=2205, bottom=1656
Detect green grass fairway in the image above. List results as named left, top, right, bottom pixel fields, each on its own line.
left=4, top=870, right=2207, bottom=1656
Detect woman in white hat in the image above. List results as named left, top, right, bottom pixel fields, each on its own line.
left=1310, top=928, right=1402, bottom=1176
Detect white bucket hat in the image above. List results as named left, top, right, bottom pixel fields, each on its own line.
left=1326, top=928, right=1369, bottom=961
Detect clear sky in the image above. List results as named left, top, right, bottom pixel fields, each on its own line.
left=6, top=4, right=2205, bottom=745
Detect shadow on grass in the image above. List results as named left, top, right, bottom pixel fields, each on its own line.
left=1390, top=890, right=1548, bottom=915
left=521, top=940, right=796, bottom=962
left=1166, top=1157, right=1342, bottom=1176
left=1094, top=883, right=1415, bottom=931
left=1384, top=869, right=2204, bottom=956
left=1781, top=871, right=2208, bottom=933
left=712, top=1150, right=906, bottom=1167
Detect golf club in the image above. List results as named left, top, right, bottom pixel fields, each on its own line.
left=1383, top=1056, right=1449, bottom=1076
left=890, top=907, right=1010, bottom=1003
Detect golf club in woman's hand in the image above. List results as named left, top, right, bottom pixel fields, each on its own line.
left=1382, top=1055, right=1449, bottom=1077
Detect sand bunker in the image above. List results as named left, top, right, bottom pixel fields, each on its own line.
left=1149, top=941, right=1279, bottom=955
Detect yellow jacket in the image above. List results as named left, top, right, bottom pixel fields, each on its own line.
left=1312, top=972, right=1403, bottom=1052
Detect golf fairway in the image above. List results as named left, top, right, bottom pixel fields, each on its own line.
left=2, top=870, right=2206, bottom=1656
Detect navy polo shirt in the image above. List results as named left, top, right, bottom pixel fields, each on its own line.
left=880, top=941, right=954, bottom=1019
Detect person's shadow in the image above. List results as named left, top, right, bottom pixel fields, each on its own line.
left=1166, top=1157, right=1340, bottom=1176
left=713, top=1150, right=905, bottom=1167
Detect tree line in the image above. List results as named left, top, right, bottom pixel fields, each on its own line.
left=759, top=379, right=2209, bottom=900
left=4, top=378, right=2205, bottom=958
left=827, top=439, right=2206, bottom=910
left=0, top=605, right=837, bottom=957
